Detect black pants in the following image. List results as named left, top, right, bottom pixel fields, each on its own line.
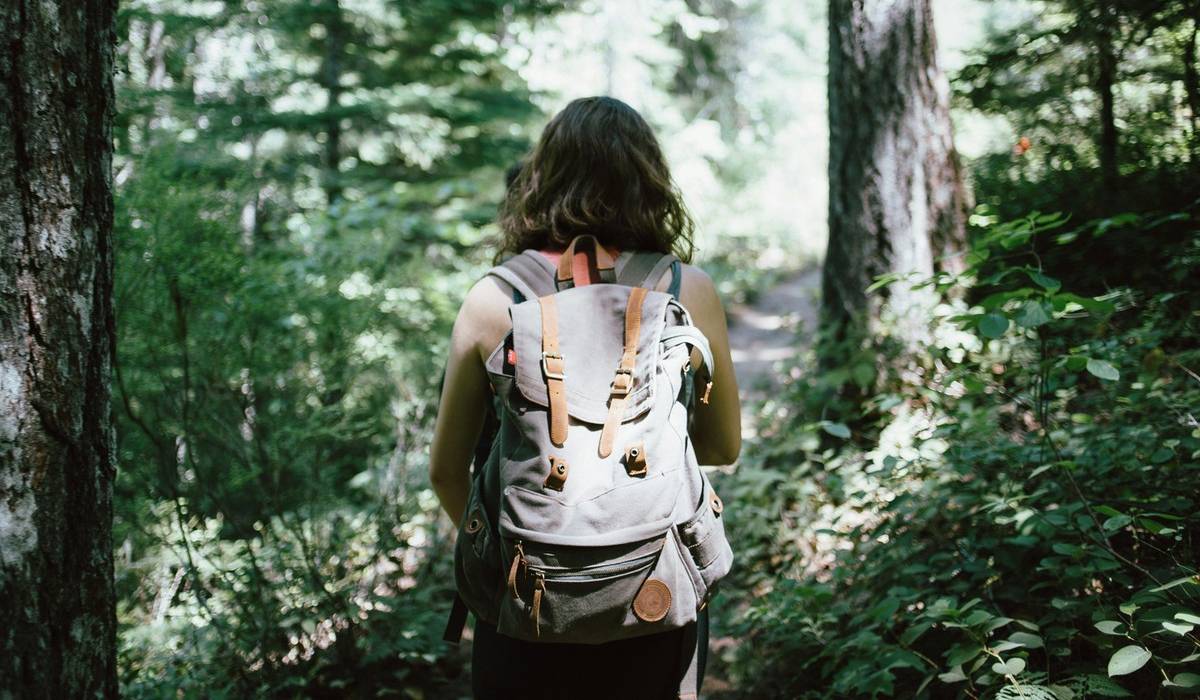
left=470, top=609, right=709, bottom=700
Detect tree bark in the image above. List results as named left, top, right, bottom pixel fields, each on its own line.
left=321, top=0, right=345, bottom=205
left=1094, top=0, right=1120, bottom=196
left=0, top=1, right=118, bottom=697
left=1183, top=21, right=1199, bottom=160
left=822, top=0, right=968, bottom=369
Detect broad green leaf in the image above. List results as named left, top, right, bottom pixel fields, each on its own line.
left=1149, top=447, right=1174, bottom=463
left=1028, top=270, right=1062, bottom=291
left=1008, top=631, right=1044, bottom=648
left=1102, top=515, right=1132, bottom=531
left=820, top=421, right=851, bottom=439
left=1162, top=621, right=1194, bottom=635
left=1119, top=602, right=1139, bottom=615
left=1170, top=673, right=1200, bottom=688
left=1095, top=620, right=1125, bottom=635
left=946, top=644, right=982, bottom=667
left=1086, top=358, right=1120, bottom=381
left=1107, top=645, right=1151, bottom=677
left=980, top=312, right=1009, bottom=339
left=1016, top=300, right=1052, bottom=328
left=938, top=665, right=968, bottom=683
left=1175, top=613, right=1200, bottom=625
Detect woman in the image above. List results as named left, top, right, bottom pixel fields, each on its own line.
left=429, top=96, right=742, bottom=699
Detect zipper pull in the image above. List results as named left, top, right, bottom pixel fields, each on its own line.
left=530, top=572, right=545, bottom=638
left=507, top=541, right=525, bottom=600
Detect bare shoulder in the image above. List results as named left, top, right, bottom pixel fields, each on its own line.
left=453, top=274, right=513, bottom=362
left=674, top=262, right=726, bottom=321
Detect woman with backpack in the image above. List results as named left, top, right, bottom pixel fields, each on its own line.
left=430, top=96, right=742, bottom=699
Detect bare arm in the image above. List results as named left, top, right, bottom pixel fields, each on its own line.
left=428, top=277, right=510, bottom=524
left=670, top=264, right=742, bottom=465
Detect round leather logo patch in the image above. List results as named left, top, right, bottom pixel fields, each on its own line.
left=633, top=578, right=672, bottom=623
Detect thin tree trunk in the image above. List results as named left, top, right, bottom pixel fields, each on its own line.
left=1183, top=21, right=1199, bottom=160
left=1095, top=0, right=1120, bottom=196
left=0, top=1, right=118, bottom=696
left=822, top=0, right=968, bottom=372
left=321, top=0, right=345, bottom=205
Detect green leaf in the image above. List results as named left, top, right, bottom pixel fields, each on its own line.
left=820, top=421, right=851, bottom=439
left=1152, top=575, right=1198, bottom=592
left=1169, top=673, right=1200, bottom=689
left=938, top=665, right=968, bottom=683
left=1016, top=300, right=1052, bottom=328
left=1007, top=631, right=1044, bottom=648
left=866, top=272, right=903, bottom=293
left=1095, top=620, right=1125, bottom=635
left=1028, top=270, right=1062, bottom=291
left=1162, top=621, right=1195, bottom=635
left=946, top=644, right=982, bottom=667
left=992, top=657, right=1026, bottom=676
left=1102, top=515, right=1133, bottom=531
left=1149, top=447, right=1174, bottom=464
left=1107, top=645, right=1152, bottom=677
left=979, top=312, right=1010, bottom=339
left=1086, top=358, right=1120, bottom=381
left=1175, top=613, right=1200, bottom=625
left=1119, top=602, right=1139, bottom=615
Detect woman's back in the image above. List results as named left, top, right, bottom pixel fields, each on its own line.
left=429, top=96, right=741, bottom=699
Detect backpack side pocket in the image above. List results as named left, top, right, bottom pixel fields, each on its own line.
left=674, top=481, right=734, bottom=609
left=454, top=483, right=503, bottom=624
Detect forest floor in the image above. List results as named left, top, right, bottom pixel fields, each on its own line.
left=701, top=263, right=821, bottom=698
left=726, top=265, right=822, bottom=436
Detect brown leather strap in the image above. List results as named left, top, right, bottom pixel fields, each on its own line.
left=556, top=234, right=615, bottom=289
left=538, top=295, right=568, bottom=446
left=598, top=287, right=648, bottom=458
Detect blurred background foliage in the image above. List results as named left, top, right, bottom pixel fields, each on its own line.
left=112, top=0, right=1197, bottom=697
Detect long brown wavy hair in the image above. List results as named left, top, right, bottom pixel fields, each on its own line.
left=496, top=96, right=695, bottom=262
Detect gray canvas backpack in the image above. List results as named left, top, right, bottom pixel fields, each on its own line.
left=443, top=235, right=734, bottom=697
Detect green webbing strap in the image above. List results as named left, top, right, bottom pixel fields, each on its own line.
left=668, top=259, right=682, bottom=301
left=616, top=250, right=665, bottom=287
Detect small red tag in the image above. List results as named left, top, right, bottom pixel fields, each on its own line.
left=507, top=348, right=517, bottom=366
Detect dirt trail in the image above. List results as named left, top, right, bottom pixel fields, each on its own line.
left=701, top=264, right=822, bottom=698
left=725, top=266, right=822, bottom=438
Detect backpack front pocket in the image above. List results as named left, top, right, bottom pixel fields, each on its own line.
left=497, top=532, right=698, bottom=643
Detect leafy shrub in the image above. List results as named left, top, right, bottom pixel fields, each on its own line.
left=721, top=206, right=1200, bottom=698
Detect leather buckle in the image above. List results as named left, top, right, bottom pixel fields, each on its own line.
left=541, top=351, right=565, bottom=381
left=610, top=368, right=634, bottom=396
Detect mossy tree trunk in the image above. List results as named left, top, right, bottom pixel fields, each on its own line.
left=822, top=0, right=968, bottom=378
left=0, top=0, right=118, bottom=696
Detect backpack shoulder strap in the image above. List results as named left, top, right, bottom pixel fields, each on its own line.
left=486, top=250, right=558, bottom=303
left=617, top=251, right=682, bottom=300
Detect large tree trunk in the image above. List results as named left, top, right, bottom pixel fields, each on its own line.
left=0, top=1, right=118, bottom=696
left=822, top=0, right=968, bottom=371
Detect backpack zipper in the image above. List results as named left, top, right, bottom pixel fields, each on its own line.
left=527, top=550, right=658, bottom=583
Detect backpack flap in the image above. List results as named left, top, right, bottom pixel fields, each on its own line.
left=508, top=284, right=672, bottom=426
